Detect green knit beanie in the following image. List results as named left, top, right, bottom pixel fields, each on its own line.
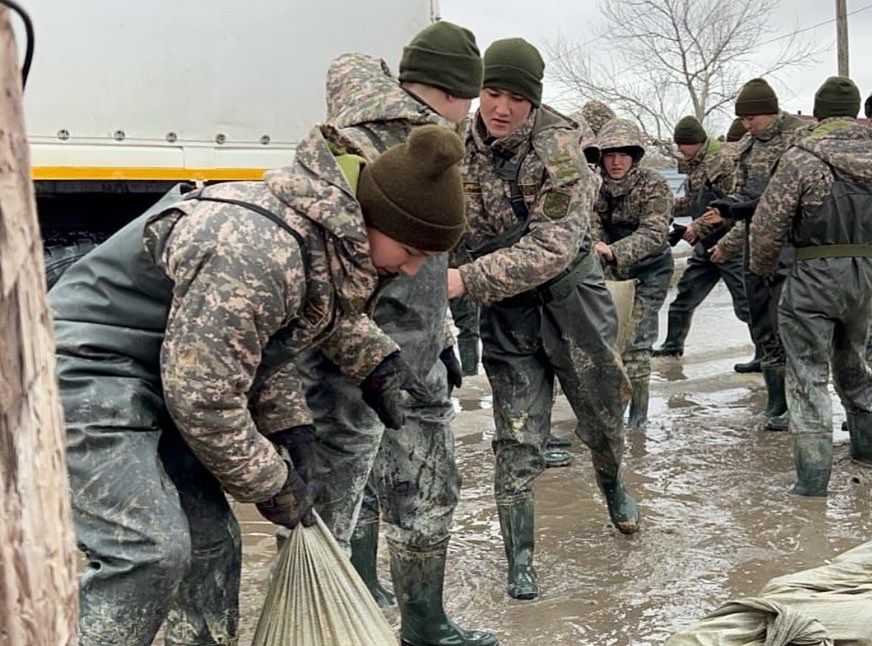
left=735, top=78, right=778, bottom=116
left=813, top=76, right=861, bottom=120
left=357, top=125, right=466, bottom=253
left=726, top=117, right=746, bottom=142
left=482, top=38, right=544, bottom=107
left=673, top=116, right=707, bottom=144
left=399, top=21, right=482, bottom=99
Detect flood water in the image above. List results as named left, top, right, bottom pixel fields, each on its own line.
left=228, top=275, right=872, bottom=645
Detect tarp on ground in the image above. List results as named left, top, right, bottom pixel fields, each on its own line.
left=667, top=540, right=872, bottom=646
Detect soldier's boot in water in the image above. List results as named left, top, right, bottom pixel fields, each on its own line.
left=458, top=338, right=480, bottom=377
left=350, top=519, right=396, bottom=608
left=761, top=367, right=789, bottom=431
left=789, top=434, right=832, bottom=497
left=594, top=467, right=641, bottom=534
left=627, top=379, right=650, bottom=431
left=734, top=342, right=764, bottom=373
left=652, top=311, right=691, bottom=357
left=543, top=448, right=573, bottom=468
left=389, top=538, right=499, bottom=646
left=496, top=499, right=538, bottom=600
left=847, top=410, right=872, bottom=464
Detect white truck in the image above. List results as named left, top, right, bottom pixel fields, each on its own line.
left=18, top=0, right=438, bottom=276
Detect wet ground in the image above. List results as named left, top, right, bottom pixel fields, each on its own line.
left=228, top=255, right=872, bottom=645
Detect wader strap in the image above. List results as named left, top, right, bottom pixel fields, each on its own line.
left=795, top=244, right=872, bottom=261
left=492, top=146, right=531, bottom=221
left=501, top=252, right=597, bottom=307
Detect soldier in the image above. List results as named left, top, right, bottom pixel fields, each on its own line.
left=592, top=119, right=673, bottom=429
left=653, top=116, right=749, bottom=358
left=582, top=99, right=617, bottom=136
left=750, top=76, right=872, bottom=496
left=726, top=117, right=747, bottom=146
left=50, top=124, right=466, bottom=645
left=448, top=38, right=640, bottom=602
left=704, top=78, right=806, bottom=431
left=296, top=22, right=498, bottom=646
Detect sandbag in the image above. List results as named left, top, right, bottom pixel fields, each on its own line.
left=605, top=278, right=637, bottom=354
left=251, top=513, right=396, bottom=646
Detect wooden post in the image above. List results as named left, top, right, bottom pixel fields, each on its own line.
left=0, top=8, right=78, bottom=645
left=836, top=0, right=849, bottom=77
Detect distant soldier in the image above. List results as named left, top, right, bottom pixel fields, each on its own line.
left=448, top=38, right=640, bottom=602
left=725, top=117, right=747, bottom=147
left=582, top=99, right=617, bottom=135
left=592, top=119, right=674, bottom=430
left=704, top=78, right=806, bottom=430
left=654, top=116, right=749, bottom=358
left=750, top=76, right=872, bottom=496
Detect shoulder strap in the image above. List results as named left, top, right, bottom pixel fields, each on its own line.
left=491, top=145, right=532, bottom=221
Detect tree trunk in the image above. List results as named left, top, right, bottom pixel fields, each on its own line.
left=0, top=8, right=78, bottom=645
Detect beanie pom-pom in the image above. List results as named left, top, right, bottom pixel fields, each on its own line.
left=407, top=125, right=464, bottom=178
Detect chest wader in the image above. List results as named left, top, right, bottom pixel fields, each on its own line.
left=468, top=135, right=640, bottom=602
left=779, top=168, right=872, bottom=497
left=601, top=193, right=673, bottom=430
left=52, top=190, right=308, bottom=646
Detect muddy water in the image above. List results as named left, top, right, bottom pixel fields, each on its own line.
left=227, top=282, right=871, bottom=645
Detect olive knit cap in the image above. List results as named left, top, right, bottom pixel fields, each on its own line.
left=813, top=76, right=861, bottom=120
left=673, top=115, right=707, bottom=145
left=735, top=78, right=779, bottom=116
left=399, top=21, right=483, bottom=99
left=482, top=38, right=545, bottom=107
left=726, top=117, right=746, bottom=142
left=357, top=125, right=466, bottom=253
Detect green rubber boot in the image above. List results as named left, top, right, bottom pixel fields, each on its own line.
left=458, top=337, right=480, bottom=377
left=543, top=448, right=573, bottom=468
left=761, top=367, right=788, bottom=418
left=350, top=519, right=396, bottom=608
left=847, top=411, right=872, bottom=464
left=789, top=434, right=832, bottom=497
left=627, top=379, right=650, bottom=431
left=594, top=468, right=641, bottom=534
left=389, top=539, right=499, bottom=646
left=496, top=499, right=538, bottom=600
left=652, top=311, right=690, bottom=357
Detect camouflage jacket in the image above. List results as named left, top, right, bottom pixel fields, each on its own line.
left=325, top=52, right=455, bottom=362
left=714, top=112, right=806, bottom=258
left=145, top=125, right=397, bottom=502
left=750, top=118, right=872, bottom=275
left=592, top=167, right=673, bottom=276
left=674, top=138, right=735, bottom=239
left=455, top=107, right=597, bottom=305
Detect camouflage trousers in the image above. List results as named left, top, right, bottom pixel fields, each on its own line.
left=299, top=350, right=460, bottom=550
left=61, top=366, right=240, bottom=645
left=667, top=243, right=749, bottom=324
left=780, top=259, right=872, bottom=444
left=744, top=246, right=793, bottom=368
left=480, top=265, right=631, bottom=505
left=623, top=249, right=673, bottom=381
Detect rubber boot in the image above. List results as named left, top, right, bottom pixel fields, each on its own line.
left=389, top=539, right=499, bottom=646
left=652, top=311, right=691, bottom=357
left=734, top=342, right=763, bottom=373
left=350, top=519, right=396, bottom=608
left=543, top=448, right=573, bottom=468
left=847, top=410, right=872, bottom=464
left=546, top=432, right=572, bottom=448
left=627, top=378, right=649, bottom=431
left=594, top=468, right=641, bottom=534
left=496, top=499, right=538, bottom=600
left=761, top=367, right=789, bottom=431
left=458, top=337, right=480, bottom=377
left=789, top=434, right=832, bottom=497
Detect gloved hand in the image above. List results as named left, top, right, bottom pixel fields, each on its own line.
left=269, top=424, right=315, bottom=485
left=728, top=199, right=758, bottom=221
left=360, top=351, right=427, bottom=430
left=255, top=457, right=315, bottom=529
left=667, top=223, right=686, bottom=247
left=439, top=347, right=463, bottom=393
left=708, top=198, right=734, bottom=219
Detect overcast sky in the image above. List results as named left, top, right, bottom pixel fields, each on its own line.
left=438, top=0, right=872, bottom=124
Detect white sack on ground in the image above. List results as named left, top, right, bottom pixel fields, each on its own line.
left=251, top=513, right=396, bottom=646
left=667, top=540, right=872, bottom=646
left=605, top=279, right=637, bottom=354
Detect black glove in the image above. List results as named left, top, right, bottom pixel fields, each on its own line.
left=263, top=424, right=316, bottom=527
left=360, top=351, right=427, bottom=430
left=667, top=223, right=687, bottom=247
left=439, top=347, right=463, bottom=393
left=708, top=198, right=734, bottom=219
left=255, top=457, right=315, bottom=529
left=728, top=199, right=758, bottom=221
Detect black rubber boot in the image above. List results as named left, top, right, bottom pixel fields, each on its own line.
left=545, top=432, right=572, bottom=448
left=789, top=434, right=832, bottom=497
left=627, top=378, right=649, bottom=431
left=543, top=448, right=573, bottom=468
left=734, top=343, right=763, bottom=373
left=457, top=338, right=480, bottom=377
left=847, top=410, right=872, bottom=464
left=760, top=367, right=788, bottom=431
left=652, top=311, right=690, bottom=357
left=594, top=468, right=641, bottom=534
left=496, top=500, right=538, bottom=600
left=350, top=519, right=396, bottom=608
left=390, top=539, right=499, bottom=646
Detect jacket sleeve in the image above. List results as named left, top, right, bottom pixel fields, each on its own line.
left=158, top=216, right=299, bottom=504
left=749, top=153, right=802, bottom=275
left=249, top=362, right=313, bottom=434
left=714, top=221, right=746, bottom=258
left=608, top=177, right=673, bottom=273
left=318, top=312, right=399, bottom=381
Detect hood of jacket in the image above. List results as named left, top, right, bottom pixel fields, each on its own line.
left=796, top=118, right=872, bottom=182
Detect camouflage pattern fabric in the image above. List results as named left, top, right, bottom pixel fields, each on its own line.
left=751, top=119, right=872, bottom=460
left=674, top=138, right=736, bottom=238
left=582, top=99, right=617, bottom=135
